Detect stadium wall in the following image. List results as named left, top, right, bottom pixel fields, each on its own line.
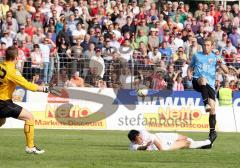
left=2, top=88, right=240, bottom=132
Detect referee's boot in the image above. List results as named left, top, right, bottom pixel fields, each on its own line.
left=25, top=146, right=45, bottom=154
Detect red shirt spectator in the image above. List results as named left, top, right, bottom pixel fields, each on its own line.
left=152, top=73, right=167, bottom=90
left=25, top=18, right=36, bottom=39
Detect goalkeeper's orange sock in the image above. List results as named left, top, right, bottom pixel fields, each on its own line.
left=24, top=120, right=35, bottom=148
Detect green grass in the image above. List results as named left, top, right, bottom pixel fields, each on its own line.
left=0, top=129, right=239, bottom=168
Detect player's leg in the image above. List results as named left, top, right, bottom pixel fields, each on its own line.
left=18, top=108, right=45, bottom=154
left=18, top=109, right=35, bottom=148
left=208, top=97, right=217, bottom=144
left=187, top=138, right=211, bottom=149
left=177, top=134, right=212, bottom=149
left=0, top=118, right=6, bottom=127
left=197, top=77, right=211, bottom=111
left=0, top=100, right=44, bottom=154
left=176, top=135, right=188, bottom=141
left=169, top=140, right=190, bottom=150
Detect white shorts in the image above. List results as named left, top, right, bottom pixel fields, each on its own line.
left=155, top=133, right=180, bottom=151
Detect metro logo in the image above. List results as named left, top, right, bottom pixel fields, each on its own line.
left=158, top=107, right=202, bottom=120
left=46, top=104, right=91, bottom=118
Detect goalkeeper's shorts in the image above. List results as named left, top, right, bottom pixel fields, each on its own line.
left=0, top=100, right=22, bottom=118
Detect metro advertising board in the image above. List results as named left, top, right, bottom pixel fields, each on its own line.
left=6, top=88, right=240, bottom=132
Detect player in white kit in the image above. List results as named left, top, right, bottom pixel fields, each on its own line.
left=128, top=130, right=211, bottom=151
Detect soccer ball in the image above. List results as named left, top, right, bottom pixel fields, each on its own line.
left=137, top=89, right=148, bottom=97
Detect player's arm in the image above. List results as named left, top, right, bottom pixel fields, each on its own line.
left=187, top=66, right=194, bottom=80
left=8, top=70, right=46, bottom=92
left=153, top=139, right=163, bottom=151
left=136, top=141, right=152, bottom=150
left=217, top=55, right=229, bottom=74
left=219, top=63, right=229, bottom=74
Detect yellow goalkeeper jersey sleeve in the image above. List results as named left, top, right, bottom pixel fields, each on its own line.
left=0, top=61, right=38, bottom=101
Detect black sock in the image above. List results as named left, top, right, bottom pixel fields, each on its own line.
left=209, top=114, right=216, bottom=132
left=200, top=85, right=209, bottom=106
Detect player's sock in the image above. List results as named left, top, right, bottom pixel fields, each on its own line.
left=189, top=139, right=211, bottom=149
left=209, top=114, right=216, bottom=132
left=200, top=85, right=209, bottom=106
left=24, top=120, right=35, bottom=148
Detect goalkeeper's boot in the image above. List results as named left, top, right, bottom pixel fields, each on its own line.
left=25, top=146, right=45, bottom=154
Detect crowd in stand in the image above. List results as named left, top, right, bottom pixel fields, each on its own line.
left=0, top=0, right=240, bottom=91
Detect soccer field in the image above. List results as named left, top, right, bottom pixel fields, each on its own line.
left=0, top=129, right=239, bottom=168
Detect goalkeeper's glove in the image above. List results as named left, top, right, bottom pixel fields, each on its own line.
left=42, top=85, right=62, bottom=96
left=42, top=86, right=49, bottom=93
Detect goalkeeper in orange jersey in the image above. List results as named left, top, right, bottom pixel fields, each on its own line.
left=0, top=46, right=51, bottom=154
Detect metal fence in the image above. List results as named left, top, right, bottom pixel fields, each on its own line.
left=1, top=52, right=239, bottom=90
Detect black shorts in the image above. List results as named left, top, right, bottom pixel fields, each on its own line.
left=192, top=78, right=216, bottom=101
left=0, top=100, right=22, bottom=118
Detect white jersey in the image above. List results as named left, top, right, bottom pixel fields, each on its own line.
left=129, top=131, right=179, bottom=151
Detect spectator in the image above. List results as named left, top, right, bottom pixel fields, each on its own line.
left=164, top=64, right=175, bottom=90
left=15, top=40, right=26, bottom=73
left=121, top=16, right=135, bottom=35
left=67, top=14, right=77, bottom=36
left=148, top=47, right=162, bottom=64
left=39, top=38, right=56, bottom=84
left=136, top=19, right=149, bottom=36
left=0, top=42, right=6, bottom=60
left=115, top=10, right=126, bottom=28
left=72, top=23, right=87, bottom=44
left=57, top=23, right=71, bottom=46
left=51, top=68, right=69, bottom=87
left=0, top=0, right=9, bottom=20
left=216, top=32, right=228, bottom=51
left=148, top=28, right=159, bottom=52
left=119, top=39, right=133, bottom=64
left=31, top=44, right=43, bottom=78
left=16, top=26, right=28, bottom=42
left=173, top=47, right=188, bottom=63
left=229, top=27, right=240, bottom=48
left=32, top=73, right=44, bottom=86
left=173, top=74, right=184, bottom=91
left=25, top=17, right=36, bottom=40
left=152, top=72, right=167, bottom=90
left=89, top=48, right=105, bottom=79
left=159, top=41, right=172, bottom=64
left=32, top=13, right=43, bottom=29
left=33, top=28, right=46, bottom=45
left=221, top=39, right=237, bottom=56
left=119, top=67, right=134, bottom=89
left=58, top=37, right=71, bottom=69
left=65, top=71, right=84, bottom=87
left=214, top=24, right=224, bottom=44
left=1, top=30, right=13, bottom=48
left=2, top=11, right=18, bottom=33
left=82, top=42, right=95, bottom=59
left=61, top=3, right=74, bottom=21
left=15, top=4, right=29, bottom=26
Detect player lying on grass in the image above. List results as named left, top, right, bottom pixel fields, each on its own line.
left=0, top=47, right=59, bottom=154
left=128, top=130, right=212, bottom=151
